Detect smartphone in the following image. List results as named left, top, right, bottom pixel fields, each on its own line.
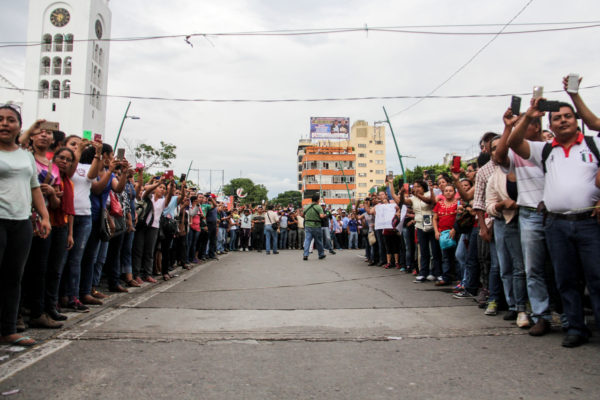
left=116, top=148, right=125, bottom=160
left=452, top=155, right=462, bottom=173
left=93, top=133, right=102, bottom=143
left=166, top=170, right=174, bottom=179
left=567, top=73, right=580, bottom=94
left=387, top=170, right=394, bottom=181
left=82, top=130, right=92, bottom=141
left=40, top=121, right=59, bottom=131
left=538, top=100, right=561, bottom=112
left=510, top=96, right=521, bottom=116
left=180, top=173, right=186, bottom=182
left=533, top=86, right=544, bottom=99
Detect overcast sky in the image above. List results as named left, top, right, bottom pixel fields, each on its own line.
left=2, top=0, right=600, bottom=196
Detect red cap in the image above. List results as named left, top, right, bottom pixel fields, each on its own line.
left=210, top=193, right=217, bottom=199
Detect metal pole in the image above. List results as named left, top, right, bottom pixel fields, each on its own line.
left=337, top=160, right=352, bottom=206
left=209, top=170, right=212, bottom=193
left=382, top=106, right=405, bottom=177
left=113, top=101, right=131, bottom=149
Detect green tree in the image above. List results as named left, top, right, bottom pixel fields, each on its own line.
left=133, top=141, right=177, bottom=171
left=223, top=178, right=268, bottom=205
left=270, top=190, right=302, bottom=208
left=401, top=164, right=451, bottom=184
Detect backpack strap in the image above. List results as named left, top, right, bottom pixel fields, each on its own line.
left=584, top=135, right=600, bottom=167
left=541, top=142, right=553, bottom=174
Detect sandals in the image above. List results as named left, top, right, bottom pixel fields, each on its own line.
left=126, top=279, right=141, bottom=288
left=163, top=274, right=171, bottom=281
left=1, top=335, right=36, bottom=347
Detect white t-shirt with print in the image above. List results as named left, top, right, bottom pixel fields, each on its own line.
left=72, top=163, right=93, bottom=216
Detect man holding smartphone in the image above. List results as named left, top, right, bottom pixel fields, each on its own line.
left=562, top=74, right=600, bottom=133
left=508, top=96, right=600, bottom=348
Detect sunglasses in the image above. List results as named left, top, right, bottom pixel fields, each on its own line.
left=0, top=103, right=22, bottom=114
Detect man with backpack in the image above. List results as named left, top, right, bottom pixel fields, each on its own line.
left=508, top=95, right=600, bottom=348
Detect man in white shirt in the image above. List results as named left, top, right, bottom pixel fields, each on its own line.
left=509, top=96, right=600, bottom=348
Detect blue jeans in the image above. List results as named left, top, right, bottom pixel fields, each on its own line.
left=494, top=218, right=527, bottom=311
left=545, top=215, right=600, bottom=337
left=375, top=229, right=386, bottom=263
left=416, top=228, right=441, bottom=277
left=278, top=228, right=287, bottom=249
left=441, top=245, right=456, bottom=283
left=463, top=227, right=480, bottom=295
left=217, top=227, right=227, bottom=252
left=93, top=240, right=109, bottom=287
left=45, top=224, right=69, bottom=310
left=63, top=216, right=92, bottom=298
left=402, top=226, right=415, bottom=268
left=321, top=227, right=332, bottom=251
left=80, top=218, right=102, bottom=296
left=229, top=229, right=238, bottom=250
left=349, top=231, right=358, bottom=249
left=519, top=207, right=551, bottom=322
left=303, top=227, right=324, bottom=257
left=187, top=229, right=200, bottom=261
left=120, top=230, right=135, bottom=275
left=455, top=233, right=468, bottom=285
left=264, top=225, right=278, bottom=253
left=105, top=233, right=125, bottom=288
left=488, top=237, right=502, bottom=303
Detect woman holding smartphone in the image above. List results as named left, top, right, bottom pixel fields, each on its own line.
left=0, top=107, right=51, bottom=346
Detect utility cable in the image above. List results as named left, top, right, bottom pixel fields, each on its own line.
left=389, top=0, right=536, bottom=118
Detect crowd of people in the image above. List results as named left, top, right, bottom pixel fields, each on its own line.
left=1, top=75, right=599, bottom=349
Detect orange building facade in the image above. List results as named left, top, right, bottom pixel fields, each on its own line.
left=299, top=146, right=356, bottom=205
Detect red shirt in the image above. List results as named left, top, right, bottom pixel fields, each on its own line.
left=433, top=200, right=457, bottom=232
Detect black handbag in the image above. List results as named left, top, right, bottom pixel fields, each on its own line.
left=160, top=215, right=178, bottom=238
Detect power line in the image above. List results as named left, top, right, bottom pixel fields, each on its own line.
left=1, top=19, right=599, bottom=49
left=389, top=0, right=536, bottom=118
left=3, top=83, right=598, bottom=103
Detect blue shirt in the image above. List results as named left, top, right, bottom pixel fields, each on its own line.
left=348, top=219, right=358, bottom=232
left=342, top=216, right=350, bottom=229
left=162, top=196, right=179, bottom=218
left=90, top=172, right=114, bottom=221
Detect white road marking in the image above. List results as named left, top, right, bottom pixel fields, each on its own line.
left=0, top=262, right=210, bottom=384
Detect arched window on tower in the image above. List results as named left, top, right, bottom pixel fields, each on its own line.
left=51, top=80, right=61, bottom=99
left=40, top=57, right=50, bottom=75
left=64, top=34, right=73, bottom=51
left=62, top=80, right=71, bottom=99
left=92, top=65, right=97, bottom=84
left=52, top=57, right=62, bottom=75
left=94, top=44, right=99, bottom=61
left=54, top=34, right=63, bottom=51
left=39, top=80, right=49, bottom=98
left=99, top=48, right=103, bottom=65
left=42, top=34, right=52, bottom=51
left=97, top=69, right=102, bottom=88
left=63, top=57, right=72, bottom=75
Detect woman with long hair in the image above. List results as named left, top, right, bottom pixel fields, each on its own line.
left=0, top=108, right=50, bottom=346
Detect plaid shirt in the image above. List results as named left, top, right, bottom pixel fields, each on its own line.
left=473, top=160, right=497, bottom=212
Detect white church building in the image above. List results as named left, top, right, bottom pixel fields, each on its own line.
left=23, top=0, right=111, bottom=137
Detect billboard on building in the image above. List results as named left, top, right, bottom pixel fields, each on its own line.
left=310, top=117, right=350, bottom=140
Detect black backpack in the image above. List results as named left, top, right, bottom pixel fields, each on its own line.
left=135, top=197, right=154, bottom=229
left=541, top=135, right=600, bottom=173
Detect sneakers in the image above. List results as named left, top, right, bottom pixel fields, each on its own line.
left=516, top=312, right=530, bottom=328
left=66, top=297, right=90, bottom=313
left=452, top=290, right=475, bottom=299
left=29, top=313, right=63, bottom=329
left=484, top=300, right=498, bottom=316
left=503, top=310, right=518, bottom=321
left=318, top=254, right=326, bottom=260
left=303, top=256, right=308, bottom=261
left=426, top=275, right=436, bottom=281
left=413, top=276, right=426, bottom=283
left=46, top=307, right=67, bottom=321
left=476, top=288, right=489, bottom=308
left=329, top=250, right=336, bottom=255
left=528, top=318, right=551, bottom=336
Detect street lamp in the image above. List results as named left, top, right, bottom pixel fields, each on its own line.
left=113, top=101, right=140, bottom=149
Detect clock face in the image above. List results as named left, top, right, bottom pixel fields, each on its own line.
left=95, top=20, right=103, bottom=39
left=50, top=8, right=70, bottom=27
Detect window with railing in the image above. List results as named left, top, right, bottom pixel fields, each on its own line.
left=53, top=34, right=63, bottom=51
left=63, top=57, right=72, bottom=75
left=64, top=34, right=73, bottom=51
left=62, top=80, right=71, bottom=98
left=39, top=80, right=49, bottom=98
left=42, top=34, right=52, bottom=51
left=53, top=57, right=62, bottom=75
left=40, top=57, right=50, bottom=74
left=51, top=80, right=60, bottom=98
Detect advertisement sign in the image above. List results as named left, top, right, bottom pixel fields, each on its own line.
left=310, top=117, right=350, bottom=140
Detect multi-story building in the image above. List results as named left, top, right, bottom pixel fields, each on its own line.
left=23, top=0, right=111, bottom=136
left=299, top=146, right=356, bottom=206
left=349, top=120, right=386, bottom=198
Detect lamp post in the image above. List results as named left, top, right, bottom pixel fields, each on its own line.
left=113, top=101, right=140, bottom=149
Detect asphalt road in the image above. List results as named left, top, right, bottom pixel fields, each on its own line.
left=0, top=249, right=598, bottom=399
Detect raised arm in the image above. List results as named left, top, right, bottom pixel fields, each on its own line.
left=564, top=75, right=600, bottom=131
left=495, top=108, right=519, bottom=168
left=508, top=98, right=545, bottom=159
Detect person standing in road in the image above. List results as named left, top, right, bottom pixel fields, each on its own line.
left=264, top=205, right=279, bottom=255
left=303, top=194, right=326, bottom=260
